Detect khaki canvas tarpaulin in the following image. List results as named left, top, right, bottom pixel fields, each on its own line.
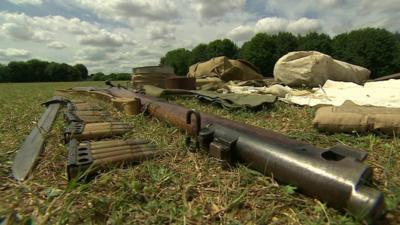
left=313, top=101, right=400, bottom=135
left=274, top=51, right=370, bottom=87
left=143, top=85, right=276, bottom=110
left=187, top=56, right=263, bottom=81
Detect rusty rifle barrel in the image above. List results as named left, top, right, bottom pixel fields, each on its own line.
left=105, top=87, right=384, bottom=222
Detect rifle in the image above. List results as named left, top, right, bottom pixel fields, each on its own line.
left=64, top=85, right=384, bottom=223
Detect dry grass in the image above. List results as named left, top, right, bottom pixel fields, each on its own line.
left=0, top=81, right=399, bottom=225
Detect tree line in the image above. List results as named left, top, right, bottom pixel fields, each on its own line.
left=0, top=59, right=132, bottom=83
left=160, top=28, right=400, bottom=79
left=90, top=72, right=131, bottom=81
left=0, top=59, right=88, bottom=82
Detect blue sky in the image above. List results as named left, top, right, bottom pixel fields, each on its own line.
left=0, top=0, right=399, bottom=73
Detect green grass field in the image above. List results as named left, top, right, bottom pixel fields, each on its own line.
left=0, top=81, right=399, bottom=225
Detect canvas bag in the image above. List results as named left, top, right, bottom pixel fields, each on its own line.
left=187, top=56, right=263, bottom=81
left=313, top=101, right=400, bottom=135
left=274, top=51, right=370, bottom=87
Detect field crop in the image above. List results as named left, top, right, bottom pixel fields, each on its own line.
left=0, top=82, right=399, bottom=224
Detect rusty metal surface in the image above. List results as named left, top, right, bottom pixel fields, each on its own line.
left=105, top=86, right=384, bottom=222
left=132, top=65, right=175, bottom=88
left=165, top=77, right=196, bottom=90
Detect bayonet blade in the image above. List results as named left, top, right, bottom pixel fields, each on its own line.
left=12, top=96, right=65, bottom=181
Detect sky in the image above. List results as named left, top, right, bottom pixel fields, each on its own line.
left=0, top=0, right=399, bottom=74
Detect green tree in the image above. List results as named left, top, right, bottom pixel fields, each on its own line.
left=27, top=59, right=50, bottom=81
left=0, top=64, right=6, bottom=82
left=393, top=33, right=400, bottom=72
left=45, top=63, right=81, bottom=81
left=7, top=61, right=33, bottom=82
left=74, top=64, right=88, bottom=80
left=272, top=32, right=299, bottom=60
left=297, top=32, right=333, bottom=55
left=92, top=72, right=106, bottom=81
left=160, top=48, right=191, bottom=75
left=190, top=43, right=208, bottom=65
left=114, top=73, right=131, bottom=80
left=240, top=33, right=277, bottom=76
left=206, top=39, right=239, bottom=59
left=332, top=28, right=399, bottom=77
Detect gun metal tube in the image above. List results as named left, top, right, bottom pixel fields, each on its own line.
left=90, top=139, right=151, bottom=149
left=105, top=87, right=384, bottom=223
left=92, top=150, right=157, bottom=165
left=91, top=147, right=158, bottom=158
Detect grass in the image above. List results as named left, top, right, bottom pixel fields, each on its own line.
left=0, top=81, right=399, bottom=225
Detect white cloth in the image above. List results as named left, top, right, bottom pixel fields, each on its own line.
left=226, top=84, right=293, bottom=98
left=283, top=79, right=400, bottom=108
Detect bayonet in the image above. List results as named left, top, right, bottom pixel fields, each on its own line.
left=12, top=96, right=67, bottom=181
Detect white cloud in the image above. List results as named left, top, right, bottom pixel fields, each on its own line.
left=255, top=17, right=290, bottom=33
left=0, top=12, right=136, bottom=47
left=254, top=17, right=321, bottom=34
left=147, top=24, right=176, bottom=40
left=1, top=22, right=54, bottom=42
left=264, top=0, right=400, bottom=34
left=0, top=48, right=31, bottom=60
left=74, top=0, right=179, bottom=22
left=74, top=47, right=113, bottom=61
left=79, top=30, right=136, bottom=47
left=193, top=0, right=246, bottom=20
left=0, top=12, right=93, bottom=43
left=1, top=22, right=34, bottom=41
left=47, top=41, right=68, bottom=49
left=226, top=25, right=254, bottom=42
left=287, top=18, right=322, bottom=34
left=6, top=0, right=42, bottom=5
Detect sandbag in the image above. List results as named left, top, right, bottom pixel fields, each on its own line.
left=187, top=56, right=263, bottom=81
left=313, top=101, right=400, bottom=135
left=274, top=51, right=370, bottom=87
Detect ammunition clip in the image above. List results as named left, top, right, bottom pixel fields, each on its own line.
left=67, top=139, right=93, bottom=180
left=64, top=122, right=85, bottom=144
